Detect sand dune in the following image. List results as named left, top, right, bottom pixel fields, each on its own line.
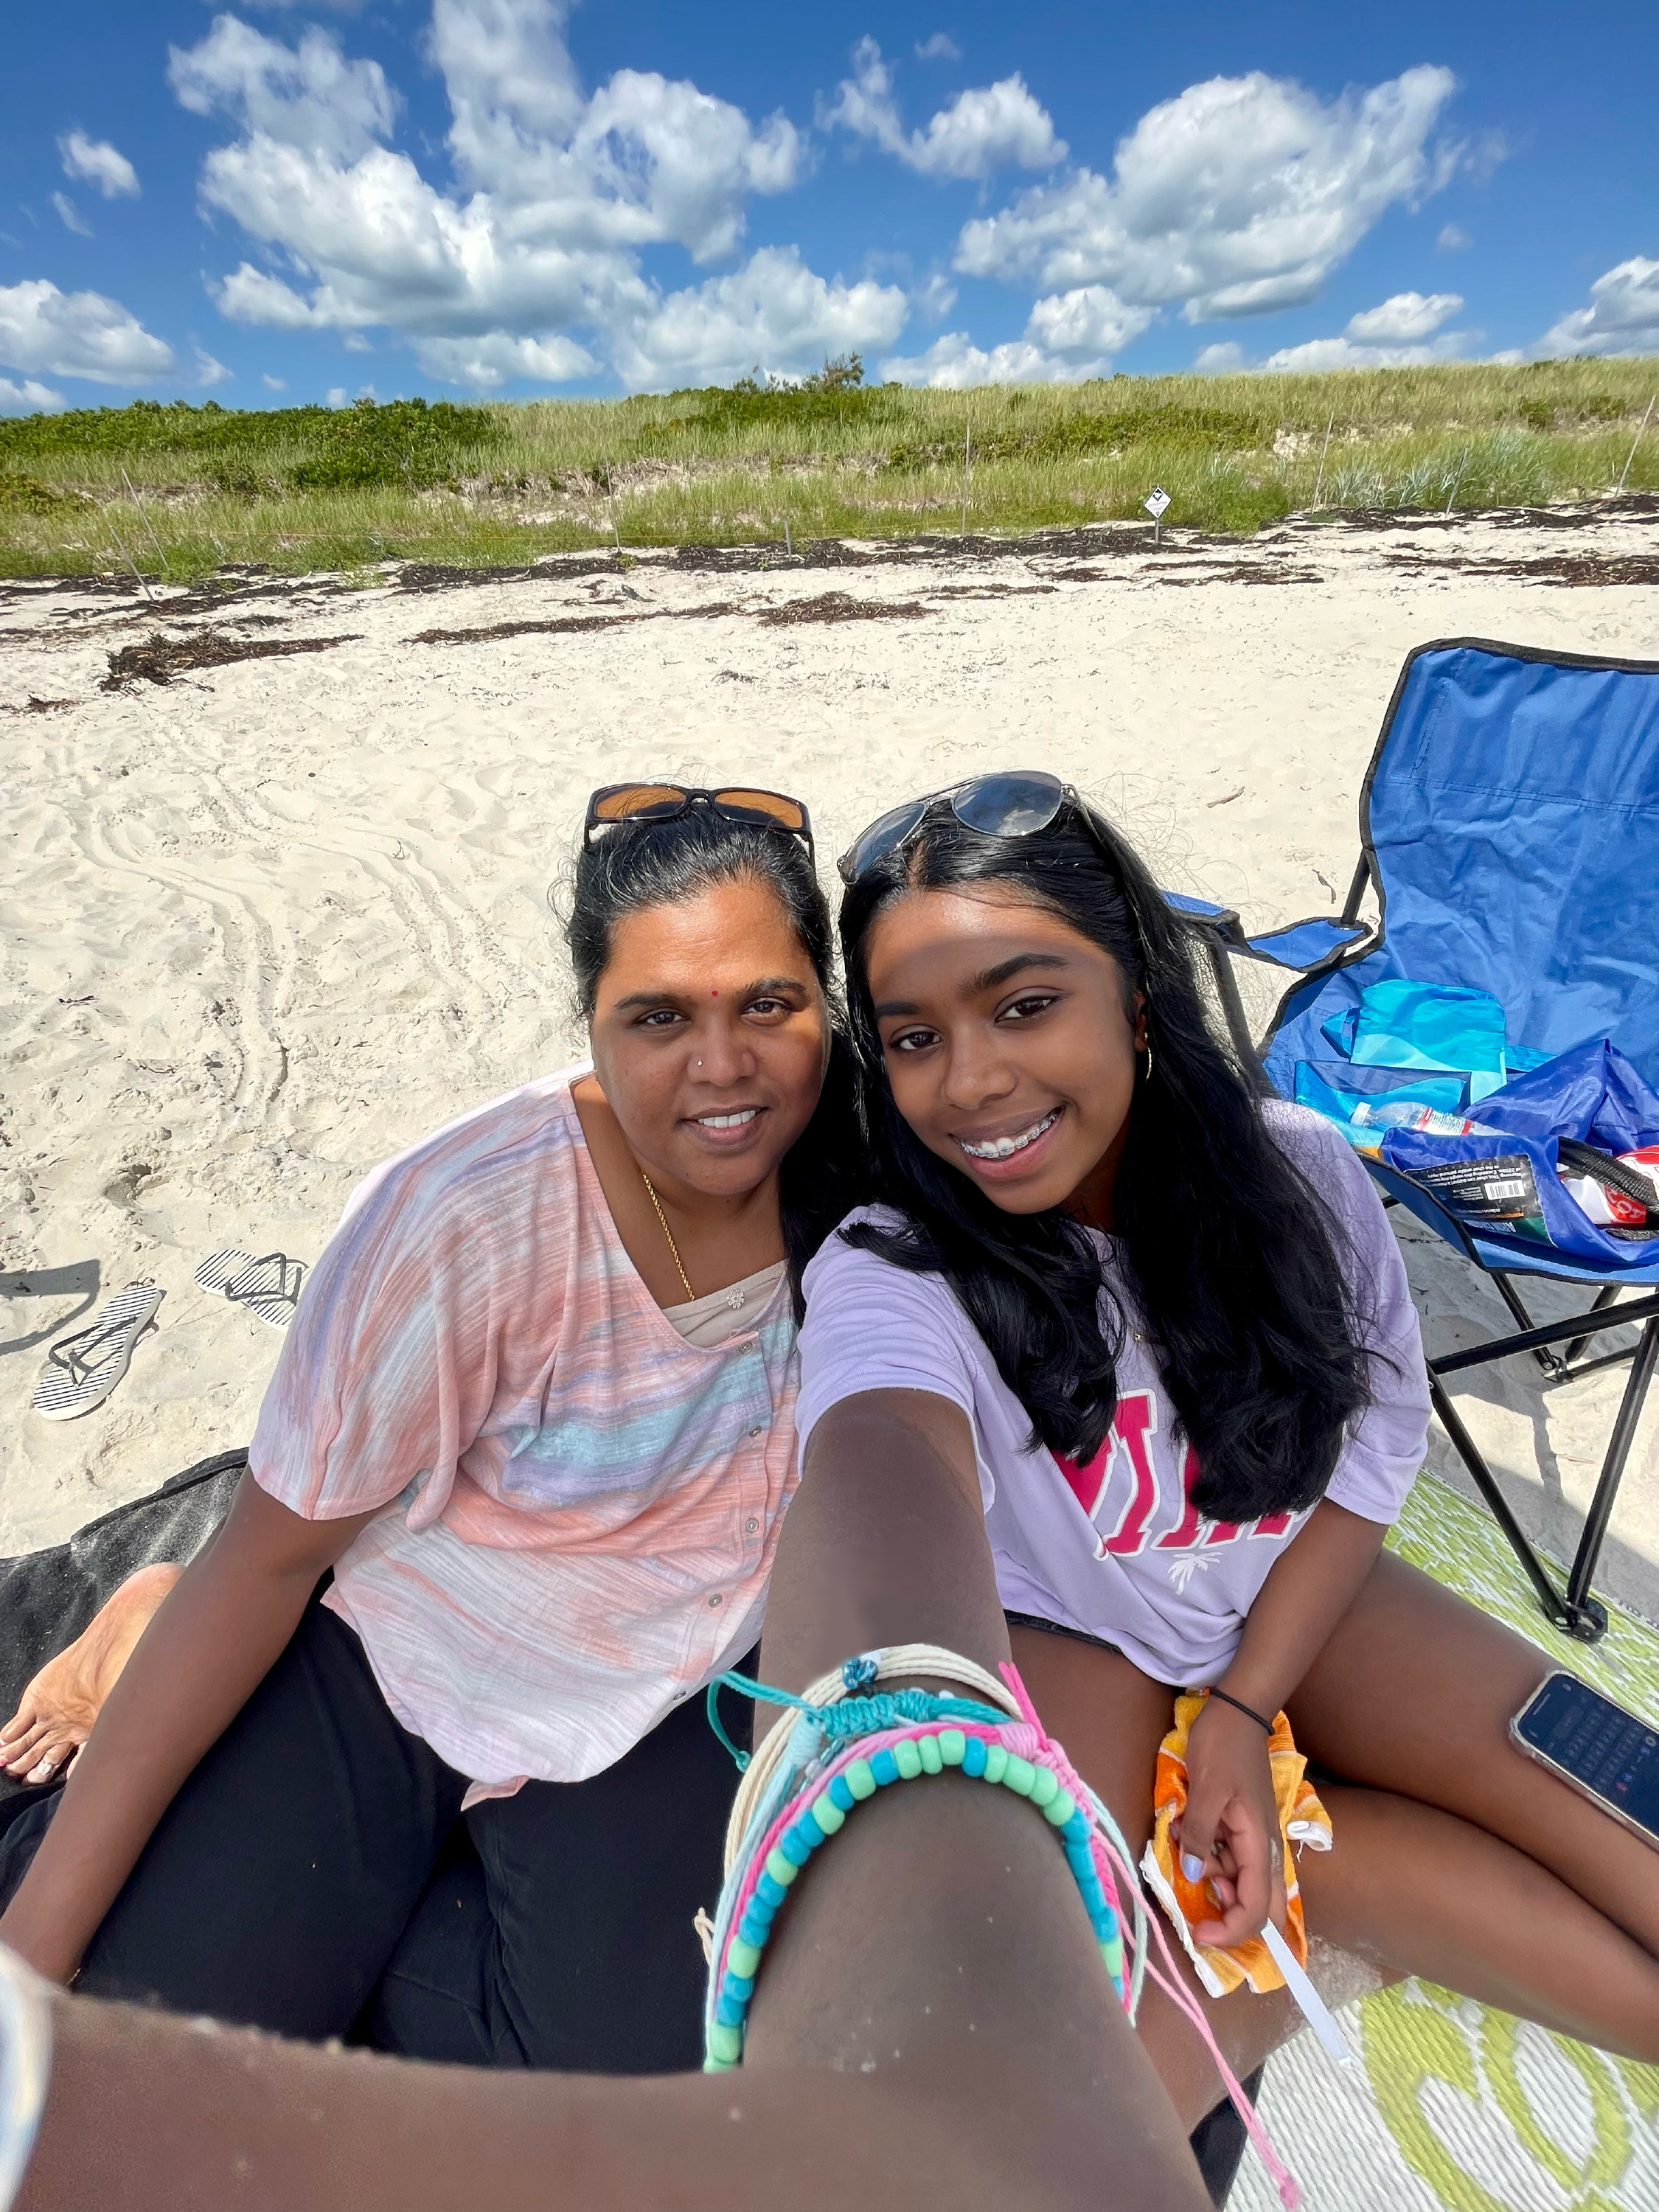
left=2, top=505, right=1656, bottom=1619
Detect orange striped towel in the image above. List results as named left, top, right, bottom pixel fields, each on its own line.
left=1139, top=1690, right=1332, bottom=1997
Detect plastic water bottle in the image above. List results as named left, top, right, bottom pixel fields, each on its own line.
left=1349, top=1101, right=1495, bottom=1137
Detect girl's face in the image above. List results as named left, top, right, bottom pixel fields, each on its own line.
left=588, top=876, right=830, bottom=1198
left=864, top=886, right=1142, bottom=1222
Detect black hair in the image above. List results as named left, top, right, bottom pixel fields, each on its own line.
left=565, top=802, right=863, bottom=1319
left=836, top=796, right=1373, bottom=1525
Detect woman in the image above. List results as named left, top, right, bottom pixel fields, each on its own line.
left=794, top=773, right=1659, bottom=2124
left=0, top=783, right=860, bottom=2073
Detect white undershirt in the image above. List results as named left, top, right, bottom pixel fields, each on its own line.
left=663, top=1260, right=789, bottom=1349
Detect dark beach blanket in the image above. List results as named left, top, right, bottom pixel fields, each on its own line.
left=0, top=1450, right=246, bottom=1818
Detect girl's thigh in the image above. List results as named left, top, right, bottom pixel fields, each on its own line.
left=69, top=1591, right=467, bottom=2038
left=1006, top=1626, right=1304, bottom=2130
left=463, top=1666, right=753, bottom=2073
left=1287, top=1551, right=1659, bottom=1954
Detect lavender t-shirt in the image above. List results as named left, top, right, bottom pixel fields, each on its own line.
left=796, top=1104, right=1430, bottom=1688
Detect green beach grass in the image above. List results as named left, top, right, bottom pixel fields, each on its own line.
left=2, top=356, right=1655, bottom=584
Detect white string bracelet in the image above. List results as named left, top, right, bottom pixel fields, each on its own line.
left=722, top=1644, right=1023, bottom=1867
left=0, top=1944, right=52, bottom=2212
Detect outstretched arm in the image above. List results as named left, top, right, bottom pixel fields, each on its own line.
left=747, top=1389, right=1201, bottom=2195
left=12, top=1389, right=1205, bottom=2212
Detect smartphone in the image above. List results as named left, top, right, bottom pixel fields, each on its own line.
left=1510, top=1671, right=1659, bottom=1851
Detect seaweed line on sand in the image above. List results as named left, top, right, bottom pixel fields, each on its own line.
left=757, top=592, right=932, bottom=627
left=408, top=602, right=741, bottom=647
left=101, top=629, right=364, bottom=691
left=1380, top=549, right=1659, bottom=585
left=1144, top=562, right=1326, bottom=586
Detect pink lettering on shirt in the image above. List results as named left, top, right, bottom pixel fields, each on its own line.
left=1059, top=1405, right=1282, bottom=1558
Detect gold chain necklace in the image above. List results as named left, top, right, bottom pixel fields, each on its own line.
left=639, top=1169, right=695, bottom=1301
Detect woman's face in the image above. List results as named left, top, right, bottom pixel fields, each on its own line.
left=864, top=886, right=1141, bottom=1221
left=588, top=876, right=830, bottom=1198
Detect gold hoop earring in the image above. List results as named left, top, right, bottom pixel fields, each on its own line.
left=1141, top=1040, right=1154, bottom=1082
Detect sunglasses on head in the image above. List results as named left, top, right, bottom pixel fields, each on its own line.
left=585, top=782, right=815, bottom=860
left=835, top=771, right=1080, bottom=886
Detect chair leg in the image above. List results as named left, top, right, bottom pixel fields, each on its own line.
left=1425, top=1374, right=1608, bottom=1643
left=1488, top=1272, right=1565, bottom=1379
left=1563, top=1284, right=1623, bottom=1368
left=1563, top=1315, right=1659, bottom=1624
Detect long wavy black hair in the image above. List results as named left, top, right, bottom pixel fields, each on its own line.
left=837, top=793, right=1373, bottom=1524
left=563, top=802, right=864, bottom=1320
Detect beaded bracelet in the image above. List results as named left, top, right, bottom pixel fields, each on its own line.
left=702, top=1648, right=1144, bottom=2073
left=700, top=1648, right=1302, bottom=2211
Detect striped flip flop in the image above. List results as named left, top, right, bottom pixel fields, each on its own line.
left=193, top=1248, right=307, bottom=1329
left=29, top=1280, right=165, bottom=1422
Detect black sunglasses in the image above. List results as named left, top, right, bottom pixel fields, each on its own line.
left=835, top=771, right=1078, bottom=886
left=585, top=782, right=815, bottom=860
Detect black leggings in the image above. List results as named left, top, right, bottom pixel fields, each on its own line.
left=0, top=1591, right=749, bottom=2073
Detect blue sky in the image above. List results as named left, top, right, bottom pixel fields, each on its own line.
left=3, top=0, right=1656, bottom=411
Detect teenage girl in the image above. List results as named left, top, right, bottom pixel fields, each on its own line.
left=794, top=773, right=1659, bottom=2124
left=0, top=785, right=858, bottom=2072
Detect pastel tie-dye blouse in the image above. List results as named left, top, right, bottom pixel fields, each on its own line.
left=250, top=1067, right=799, bottom=1787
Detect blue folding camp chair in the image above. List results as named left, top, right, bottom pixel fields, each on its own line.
left=1172, top=638, right=1659, bottom=1643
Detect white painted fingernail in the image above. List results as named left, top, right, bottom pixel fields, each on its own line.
left=1181, top=1851, right=1206, bottom=1882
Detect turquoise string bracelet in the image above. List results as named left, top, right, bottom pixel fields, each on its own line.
left=700, top=1647, right=1135, bottom=2073
left=697, top=1644, right=1304, bottom=2209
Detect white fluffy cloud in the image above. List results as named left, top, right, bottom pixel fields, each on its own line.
left=822, top=38, right=1064, bottom=179
left=883, top=283, right=1151, bottom=386
left=1259, top=288, right=1468, bottom=370
left=611, top=246, right=907, bottom=392
left=1538, top=255, right=1659, bottom=358
left=0, top=376, right=65, bottom=413
left=0, top=279, right=175, bottom=383
left=1192, top=341, right=1245, bottom=374
left=414, top=330, right=596, bottom=385
left=170, top=14, right=400, bottom=164
left=52, top=192, right=93, bottom=237
left=880, top=332, right=1056, bottom=388
left=58, top=130, right=140, bottom=198
left=181, top=0, right=838, bottom=386
left=956, top=66, right=1458, bottom=321
left=1343, top=290, right=1462, bottom=343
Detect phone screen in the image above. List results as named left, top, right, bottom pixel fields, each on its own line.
left=1514, top=1673, right=1659, bottom=1843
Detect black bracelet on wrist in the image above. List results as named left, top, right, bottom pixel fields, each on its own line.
left=1206, top=1686, right=1275, bottom=1733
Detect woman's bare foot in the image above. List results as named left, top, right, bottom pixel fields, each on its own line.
left=1, top=1563, right=181, bottom=1784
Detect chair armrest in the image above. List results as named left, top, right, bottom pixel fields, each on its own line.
left=1159, top=889, right=1248, bottom=945
left=1240, top=917, right=1371, bottom=970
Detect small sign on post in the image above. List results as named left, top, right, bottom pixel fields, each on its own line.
left=1143, top=484, right=1170, bottom=546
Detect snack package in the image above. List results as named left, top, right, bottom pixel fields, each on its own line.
left=1140, top=1691, right=1332, bottom=2000
left=1555, top=1140, right=1659, bottom=1235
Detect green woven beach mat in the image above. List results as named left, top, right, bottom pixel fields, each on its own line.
left=1232, top=1474, right=1659, bottom=2212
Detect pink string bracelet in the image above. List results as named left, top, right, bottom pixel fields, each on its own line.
left=701, top=1647, right=1301, bottom=2209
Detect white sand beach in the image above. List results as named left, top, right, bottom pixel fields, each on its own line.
left=3, top=503, right=1657, bottom=1621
